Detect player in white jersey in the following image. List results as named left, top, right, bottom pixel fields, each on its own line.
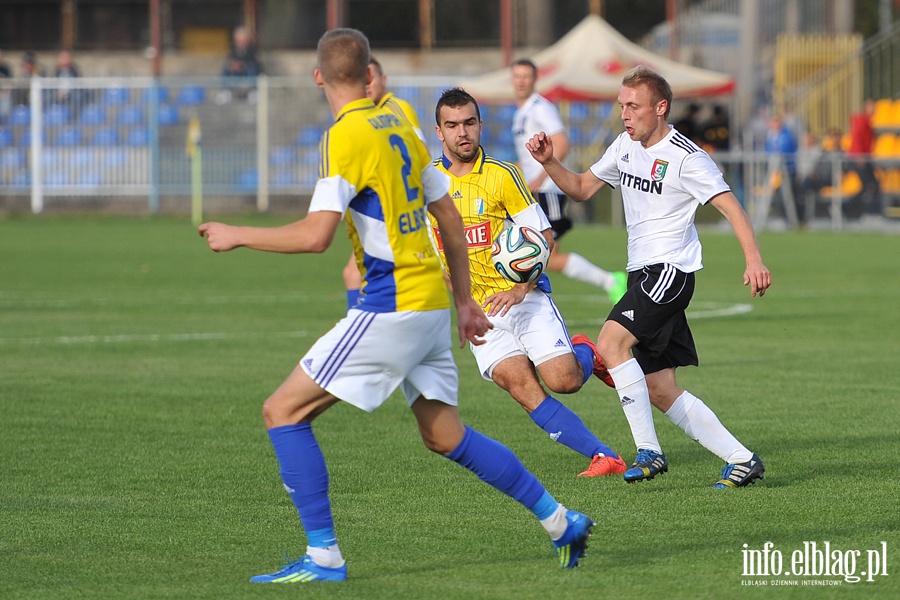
left=526, top=65, right=772, bottom=489
left=511, top=59, right=626, bottom=303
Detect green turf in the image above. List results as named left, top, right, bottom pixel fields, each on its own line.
left=1, top=214, right=898, bottom=599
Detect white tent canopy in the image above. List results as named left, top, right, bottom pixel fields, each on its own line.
left=458, top=15, right=735, bottom=103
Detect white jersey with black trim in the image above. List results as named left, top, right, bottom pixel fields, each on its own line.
left=590, top=125, right=730, bottom=273
left=513, top=92, right=566, bottom=194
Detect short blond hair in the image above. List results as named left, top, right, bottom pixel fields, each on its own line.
left=316, top=28, right=370, bottom=86
left=622, top=65, right=673, bottom=119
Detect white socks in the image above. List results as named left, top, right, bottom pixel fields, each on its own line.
left=664, top=391, right=752, bottom=464
left=307, top=544, right=344, bottom=568
left=608, top=358, right=662, bottom=453
left=562, top=253, right=617, bottom=290
left=540, top=504, right=569, bottom=541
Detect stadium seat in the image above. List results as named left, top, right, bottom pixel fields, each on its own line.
left=79, top=170, right=103, bottom=186
left=11, top=170, right=30, bottom=187
left=871, top=99, right=893, bottom=129
left=495, top=104, right=517, bottom=122
left=44, top=105, right=71, bottom=126
left=103, top=86, right=130, bottom=106
left=102, top=148, right=128, bottom=169
left=70, top=148, right=96, bottom=168
left=269, top=146, right=296, bottom=168
left=568, top=102, right=591, bottom=121
left=294, top=126, right=324, bottom=147
left=157, top=104, right=180, bottom=126
left=80, top=104, right=108, bottom=126
left=819, top=170, right=863, bottom=198
left=9, top=105, right=30, bottom=127
left=873, top=133, right=897, bottom=158
left=126, top=127, right=150, bottom=146
left=117, top=105, right=144, bottom=127
left=92, top=127, right=119, bottom=146
left=891, top=99, right=900, bottom=128
left=0, top=148, right=25, bottom=169
left=0, top=126, right=13, bottom=147
left=142, top=85, right=170, bottom=104
left=40, top=148, right=63, bottom=169
left=177, top=86, right=205, bottom=106
left=54, top=125, right=82, bottom=146
left=237, top=169, right=258, bottom=190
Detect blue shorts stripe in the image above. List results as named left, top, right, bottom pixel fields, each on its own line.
left=317, top=311, right=376, bottom=387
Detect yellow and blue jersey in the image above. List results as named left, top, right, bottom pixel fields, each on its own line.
left=377, top=92, right=425, bottom=142
left=310, top=97, right=449, bottom=313
left=430, top=147, right=545, bottom=307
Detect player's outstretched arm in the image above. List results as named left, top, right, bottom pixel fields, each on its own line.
left=199, top=211, right=342, bottom=254
left=525, top=131, right=605, bottom=201
left=427, top=195, right=492, bottom=346
left=709, top=192, right=772, bottom=297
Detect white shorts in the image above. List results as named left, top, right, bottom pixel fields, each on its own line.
left=471, top=289, right=573, bottom=380
left=300, top=308, right=458, bottom=412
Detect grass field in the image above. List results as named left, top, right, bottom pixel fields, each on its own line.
left=1, top=214, right=899, bottom=599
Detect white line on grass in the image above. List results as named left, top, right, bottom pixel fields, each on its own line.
left=0, top=331, right=309, bottom=346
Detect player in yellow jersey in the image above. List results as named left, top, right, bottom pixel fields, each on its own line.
left=431, top=87, right=626, bottom=479
left=199, top=29, right=595, bottom=583
left=342, top=57, right=428, bottom=308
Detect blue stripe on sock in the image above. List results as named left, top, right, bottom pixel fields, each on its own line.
left=531, top=491, right=560, bottom=521
left=446, top=426, right=549, bottom=515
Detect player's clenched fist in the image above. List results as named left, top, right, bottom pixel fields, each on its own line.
left=198, top=222, right=240, bottom=252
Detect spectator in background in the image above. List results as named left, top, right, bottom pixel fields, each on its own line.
left=219, top=26, right=263, bottom=104
left=15, top=52, right=45, bottom=105
left=701, top=105, right=730, bottom=153
left=222, top=26, right=262, bottom=78
left=673, top=102, right=702, bottom=145
left=53, top=50, right=83, bottom=108
left=796, top=129, right=844, bottom=226
left=764, top=114, right=800, bottom=224
left=0, top=51, right=12, bottom=121
left=847, top=99, right=882, bottom=219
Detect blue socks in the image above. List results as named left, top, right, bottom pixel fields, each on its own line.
left=572, top=343, right=595, bottom=385
left=529, top=396, right=617, bottom=459
left=268, top=423, right=337, bottom=548
left=445, top=426, right=555, bottom=519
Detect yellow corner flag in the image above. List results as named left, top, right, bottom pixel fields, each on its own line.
left=187, top=117, right=203, bottom=226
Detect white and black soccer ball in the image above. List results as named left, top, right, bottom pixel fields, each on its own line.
left=491, top=225, right=550, bottom=284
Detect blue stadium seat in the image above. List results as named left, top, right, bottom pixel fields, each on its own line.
left=9, top=105, right=30, bottom=127
left=80, top=104, right=108, bottom=126
left=237, top=169, right=258, bottom=190
left=102, top=148, right=127, bottom=169
left=269, top=146, right=296, bottom=168
left=54, top=126, right=82, bottom=146
left=103, top=87, right=130, bottom=106
left=11, top=170, right=31, bottom=187
left=0, top=148, right=25, bottom=169
left=0, top=126, right=13, bottom=147
left=142, top=86, right=169, bottom=104
left=126, top=127, right=150, bottom=146
left=568, top=102, right=590, bottom=121
left=41, top=148, right=63, bottom=169
left=92, top=127, right=119, bottom=146
left=44, top=170, right=72, bottom=186
left=45, top=105, right=71, bottom=126
left=495, top=104, right=517, bottom=122
left=70, top=148, right=96, bottom=169
left=177, top=86, right=205, bottom=106
left=117, top=105, right=144, bottom=127
left=294, top=126, right=324, bottom=147
left=157, top=104, right=180, bottom=126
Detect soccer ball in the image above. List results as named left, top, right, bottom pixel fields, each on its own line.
left=491, top=225, right=550, bottom=284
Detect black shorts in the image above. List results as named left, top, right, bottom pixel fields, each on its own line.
left=606, top=263, right=698, bottom=374
left=536, top=192, right=573, bottom=240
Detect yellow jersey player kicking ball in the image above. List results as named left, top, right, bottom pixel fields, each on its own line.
left=430, top=87, right=626, bottom=478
